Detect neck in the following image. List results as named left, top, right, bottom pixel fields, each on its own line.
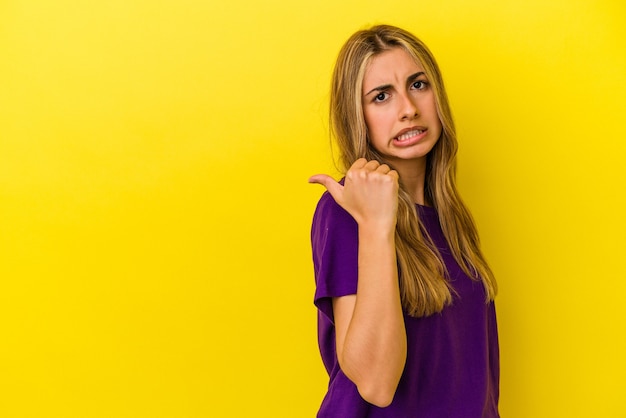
left=393, top=157, right=428, bottom=206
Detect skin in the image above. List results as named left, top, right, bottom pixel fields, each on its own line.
left=362, top=47, right=442, bottom=204
left=309, top=47, right=441, bottom=407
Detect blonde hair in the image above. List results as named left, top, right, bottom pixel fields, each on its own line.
left=330, top=24, right=497, bottom=317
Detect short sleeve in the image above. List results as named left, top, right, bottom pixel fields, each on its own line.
left=311, top=191, right=359, bottom=323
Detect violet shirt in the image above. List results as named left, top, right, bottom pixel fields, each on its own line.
left=311, top=192, right=500, bottom=418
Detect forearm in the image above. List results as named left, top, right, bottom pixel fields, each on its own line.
left=340, top=223, right=407, bottom=406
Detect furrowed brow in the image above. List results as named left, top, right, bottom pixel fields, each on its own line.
left=365, top=72, right=427, bottom=97
left=364, top=84, right=393, bottom=97
left=406, top=72, right=426, bottom=86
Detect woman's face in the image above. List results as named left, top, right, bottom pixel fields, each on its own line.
left=361, top=47, right=442, bottom=169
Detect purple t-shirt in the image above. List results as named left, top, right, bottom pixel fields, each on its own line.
left=311, top=191, right=500, bottom=418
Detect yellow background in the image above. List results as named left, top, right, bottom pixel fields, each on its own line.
left=1, top=0, right=625, bottom=417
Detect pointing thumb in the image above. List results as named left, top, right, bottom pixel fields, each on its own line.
left=308, top=174, right=344, bottom=201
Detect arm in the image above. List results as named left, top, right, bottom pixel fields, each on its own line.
left=310, top=159, right=407, bottom=407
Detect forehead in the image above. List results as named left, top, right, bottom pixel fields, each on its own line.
left=362, top=48, right=424, bottom=92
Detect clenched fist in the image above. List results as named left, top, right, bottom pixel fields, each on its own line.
left=309, top=158, right=399, bottom=230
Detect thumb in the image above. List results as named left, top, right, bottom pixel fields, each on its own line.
left=308, top=174, right=344, bottom=201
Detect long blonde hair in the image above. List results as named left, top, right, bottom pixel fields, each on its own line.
left=330, top=24, right=497, bottom=317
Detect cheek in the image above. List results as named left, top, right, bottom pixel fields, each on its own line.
left=364, top=116, right=386, bottom=148
left=429, top=97, right=441, bottom=123
left=363, top=107, right=375, bottom=129
left=363, top=110, right=376, bottom=139
left=363, top=113, right=384, bottom=152
left=363, top=109, right=387, bottom=136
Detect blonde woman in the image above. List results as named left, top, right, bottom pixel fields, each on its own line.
left=310, top=25, right=500, bottom=417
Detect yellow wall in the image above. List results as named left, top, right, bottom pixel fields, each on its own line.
left=1, top=0, right=625, bottom=416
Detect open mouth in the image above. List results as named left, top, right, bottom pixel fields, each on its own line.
left=396, top=129, right=425, bottom=142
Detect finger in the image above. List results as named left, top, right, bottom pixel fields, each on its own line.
left=308, top=174, right=344, bottom=201
left=350, top=158, right=368, bottom=170
left=363, top=160, right=381, bottom=171
left=387, top=169, right=399, bottom=181
left=376, top=163, right=391, bottom=174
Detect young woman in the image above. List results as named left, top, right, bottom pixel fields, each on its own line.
left=309, top=25, right=500, bottom=417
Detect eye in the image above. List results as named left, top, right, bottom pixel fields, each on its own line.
left=373, top=92, right=389, bottom=103
left=411, top=80, right=429, bottom=90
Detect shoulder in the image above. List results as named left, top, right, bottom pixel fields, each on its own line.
left=312, top=188, right=355, bottom=233
left=311, top=188, right=358, bottom=258
left=311, top=189, right=359, bottom=312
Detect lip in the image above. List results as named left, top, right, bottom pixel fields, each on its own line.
left=393, top=126, right=428, bottom=147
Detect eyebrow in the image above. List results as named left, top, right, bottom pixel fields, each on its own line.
left=364, top=71, right=426, bottom=97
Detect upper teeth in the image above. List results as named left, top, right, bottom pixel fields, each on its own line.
left=397, top=129, right=424, bottom=141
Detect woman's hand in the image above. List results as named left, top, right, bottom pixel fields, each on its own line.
left=309, top=158, right=399, bottom=229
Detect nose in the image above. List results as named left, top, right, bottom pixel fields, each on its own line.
left=399, top=94, right=419, bottom=120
